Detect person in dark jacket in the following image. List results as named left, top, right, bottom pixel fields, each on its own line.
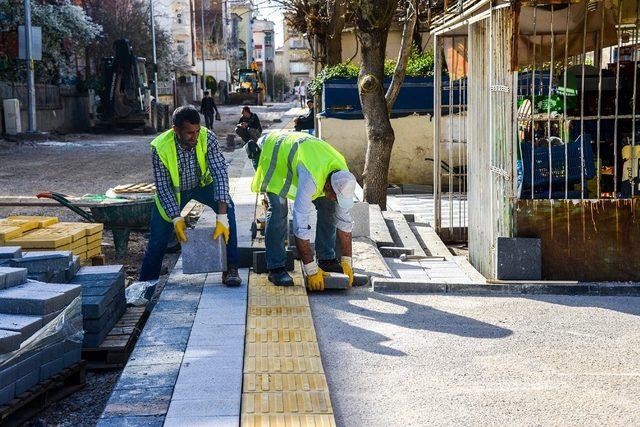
left=235, top=106, right=263, bottom=168
left=294, top=99, right=315, bottom=132
left=200, top=91, right=219, bottom=129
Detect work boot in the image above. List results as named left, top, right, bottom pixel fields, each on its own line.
left=318, top=258, right=344, bottom=273
left=268, top=267, right=294, bottom=286
left=223, top=266, right=242, bottom=286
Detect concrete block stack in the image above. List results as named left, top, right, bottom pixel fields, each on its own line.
left=8, top=251, right=81, bottom=283
left=0, top=271, right=83, bottom=405
left=70, top=265, right=126, bottom=348
left=0, top=216, right=104, bottom=261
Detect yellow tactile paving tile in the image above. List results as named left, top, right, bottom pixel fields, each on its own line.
left=244, top=342, right=321, bottom=359
left=9, top=230, right=73, bottom=248
left=0, top=225, right=22, bottom=243
left=242, top=269, right=336, bottom=427
left=241, top=414, right=336, bottom=427
left=86, top=247, right=102, bottom=258
left=0, top=218, right=40, bottom=233
left=242, top=391, right=333, bottom=415
left=243, top=373, right=328, bottom=393
left=87, top=239, right=102, bottom=251
left=248, top=316, right=314, bottom=330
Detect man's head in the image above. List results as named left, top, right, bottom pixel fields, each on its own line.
left=242, top=106, right=251, bottom=119
left=306, top=99, right=314, bottom=109
left=204, top=91, right=210, bottom=97
left=323, top=170, right=357, bottom=209
left=172, top=105, right=201, bottom=150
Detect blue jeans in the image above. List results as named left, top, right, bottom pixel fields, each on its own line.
left=265, top=192, right=336, bottom=270
left=139, top=184, right=239, bottom=280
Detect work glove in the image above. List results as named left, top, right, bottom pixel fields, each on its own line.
left=172, top=217, right=188, bottom=243
left=340, top=256, right=354, bottom=287
left=213, top=214, right=230, bottom=243
left=304, top=261, right=327, bottom=292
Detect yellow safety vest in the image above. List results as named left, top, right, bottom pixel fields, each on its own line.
left=150, top=128, right=212, bottom=222
left=251, top=131, right=349, bottom=200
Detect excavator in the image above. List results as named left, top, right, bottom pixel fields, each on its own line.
left=229, top=62, right=266, bottom=105
left=88, top=39, right=155, bottom=132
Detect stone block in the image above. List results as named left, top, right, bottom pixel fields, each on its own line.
left=372, top=277, right=447, bottom=293
left=237, top=246, right=261, bottom=268
left=0, top=314, right=42, bottom=339
left=97, top=415, right=166, bottom=427
left=41, top=341, right=66, bottom=362
left=497, top=237, right=541, bottom=280
left=252, top=250, right=294, bottom=274
left=16, top=352, right=41, bottom=377
left=10, top=251, right=72, bottom=274
left=0, top=247, right=21, bottom=259
left=115, top=362, right=181, bottom=390
left=101, top=386, right=173, bottom=418
left=351, top=201, right=370, bottom=238
left=182, top=227, right=227, bottom=274
left=40, top=356, right=64, bottom=381
left=0, top=267, right=28, bottom=288
left=0, top=382, right=15, bottom=406
left=15, top=369, right=39, bottom=395
left=76, top=265, right=124, bottom=276
left=369, top=205, right=394, bottom=247
left=63, top=347, right=82, bottom=368
left=0, top=282, right=79, bottom=315
left=324, top=273, right=350, bottom=290
left=0, top=365, right=17, bottom=388
left=82, top=295, right=112, bottom=319
left=379, top=246, right=414, bottom=257
left=83, top=331, right=110, bottom=348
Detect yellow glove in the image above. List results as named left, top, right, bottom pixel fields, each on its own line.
left=341, top=256, right=354, bottom=287
left=213, top=213, right=230, bottom=243
left=172, top=217, right=188, bottom=243
left=304, top=261, right=326, bottom=292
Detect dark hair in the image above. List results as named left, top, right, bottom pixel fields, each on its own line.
left=242, top=106, right=251, bottom=113
left=204, top=91, right=210, bottom=96
left=307, top=99, right=314, bottom=104
left=172, top=105, right=201, bottom=128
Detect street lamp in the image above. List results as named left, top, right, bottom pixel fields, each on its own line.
left=149, top=0, right=159, bottom=100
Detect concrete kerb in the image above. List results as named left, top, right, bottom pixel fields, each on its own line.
left=372, top=277, right=640, bottom=296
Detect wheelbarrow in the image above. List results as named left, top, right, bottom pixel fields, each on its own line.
left=37, top=192, right=154, bottom=256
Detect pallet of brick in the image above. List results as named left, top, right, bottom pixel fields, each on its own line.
left=70, top=265, right=126, bottom=348
left=0, top=274, right=84, bottom=407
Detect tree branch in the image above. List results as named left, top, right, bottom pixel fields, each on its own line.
left=384, top=0, right=417, bottom=112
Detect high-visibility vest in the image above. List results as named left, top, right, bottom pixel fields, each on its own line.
left=251, top=131, right=349, bottom=200
left=150, top=127, right=212, bottom=222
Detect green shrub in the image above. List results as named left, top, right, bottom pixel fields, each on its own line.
left=309, top=47, right=435, bottom=96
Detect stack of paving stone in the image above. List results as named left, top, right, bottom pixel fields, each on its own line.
left=4, top=249, right=81, bottom=283
left=0, top=216, right=103, bottom=261
left=69, top=266, right=126, bottom=348
left=0, top=268, right=83, bottom=405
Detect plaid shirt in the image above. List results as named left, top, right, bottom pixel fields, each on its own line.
left=152, top=128, right=230, bottom=219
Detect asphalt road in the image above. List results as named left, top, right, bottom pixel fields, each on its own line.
left=310, top=289, right=640, bottom=426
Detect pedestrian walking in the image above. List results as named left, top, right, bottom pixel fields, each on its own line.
left=298, top=81, right=307, bottom=108
left=200, top=91, right=219, bottom=129
left=251, top=130, right=356, bottom=290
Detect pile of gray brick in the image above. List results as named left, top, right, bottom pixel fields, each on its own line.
left=70, top=265, right=126, bottom=348
left=0, top=270, right=83, bottom=405
left=2, top=249, right=81, bottom=284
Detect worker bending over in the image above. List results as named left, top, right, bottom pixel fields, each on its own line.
left=140, top=105, right=241, bottom=286
left=251, top=131, right=356, bottom=290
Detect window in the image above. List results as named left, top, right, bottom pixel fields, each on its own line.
left=176, top=13, right=182, bottom=24
left=264, top=32, right=272, bottom=46
left=255, top=49, right=262, bottom=59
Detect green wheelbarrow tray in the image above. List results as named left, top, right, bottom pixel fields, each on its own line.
left=37, top=192, right=154, bottom=256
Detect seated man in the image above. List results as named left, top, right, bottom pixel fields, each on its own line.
left=294, top=99, right=315, bottom=132
left=235, top=106, right=263, bottom=168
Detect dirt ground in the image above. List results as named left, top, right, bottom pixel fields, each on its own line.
left=0, top=102, right=294, bottom=426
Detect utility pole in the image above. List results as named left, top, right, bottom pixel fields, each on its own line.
left=149, top=0, right=159, bottom=100
left=24, top=0, right=36, bottom=132
left=246, top=3, right=252, bottom=68
left=221, top=0, right=229, bottom=83
left=200, top=0, right=206, bottom=94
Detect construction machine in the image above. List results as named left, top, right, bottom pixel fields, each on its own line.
left=88, top=39, right=155, bottom=132
left=229, top=62, right=265, bottom=105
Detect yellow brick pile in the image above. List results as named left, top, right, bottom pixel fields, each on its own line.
left=0, top=216, right=103, bottom=260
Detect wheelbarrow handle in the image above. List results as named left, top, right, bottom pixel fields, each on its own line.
left=36, top=192, right=95, bottom=222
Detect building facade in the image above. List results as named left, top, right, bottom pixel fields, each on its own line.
left=275, top=14, right=313, bottom=88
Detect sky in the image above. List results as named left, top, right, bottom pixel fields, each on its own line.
left=254, top=0, right=285, bottom=48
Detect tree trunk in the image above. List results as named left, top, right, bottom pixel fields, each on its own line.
left=359, top=30, right=395, bottom=209
left=326, top=0, right=346, bottom=66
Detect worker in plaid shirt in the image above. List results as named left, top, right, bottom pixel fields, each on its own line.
left=139, top=105, right=241, bottom=285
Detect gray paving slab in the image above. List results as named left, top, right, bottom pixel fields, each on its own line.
left=497, top=237, right=542, bottom=280
left=76, top=265, right=124, bottom=276
left=0, top=382, right=15, bottom=406
left=368, top=204, right=394, bottom=247
left=0, top=247, right=21, bottom=259
left=128, top=346, right=185, bottom=367
left=163, top=416, right=238, bottom=427
left=15, top=369, right=39, bottom=395
left=0, top=267, right=28, bottom=288
left=0, top=365, right=17, bottom=388
left=382, top=210, right=427, bottom=257
left=97, top=415, right=165, bottom=427
left=0, top=313, right=42, bottom=338
left=40, top=356, right=64, bottom=381
left=0, top=329, right=24, bottom=352
left=136, top=327, right=191, bottom=350
left=182, top=227, right=226, bottom=274
left=351, top=201, right=370, bottom=238
left=115, top=363, right=182, bottom=390
left=165, top=397, right=239, bottom=416
left=10, top=252, right=71, bottom=274
left=101, top=386, right=173, bottom=418
left=310, top=289, right=640, bottom=426
left=0, top=285, right=69, bottom=316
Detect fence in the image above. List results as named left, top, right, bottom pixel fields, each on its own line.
left=0, top=82, right=62, bottom=110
